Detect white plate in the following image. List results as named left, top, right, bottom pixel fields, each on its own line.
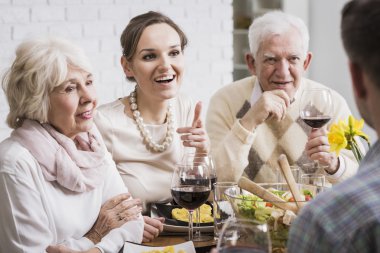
left=123, top=241, right=196, bottom=253
left=162, top=222, right=214, bottom=233
left=151, top=204, right=214, bottom=233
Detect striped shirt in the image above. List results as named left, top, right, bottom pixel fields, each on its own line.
left=287, top=140, right=380, bottom=253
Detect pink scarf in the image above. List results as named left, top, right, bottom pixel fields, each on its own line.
left=12, top=119, right=107, bottom=192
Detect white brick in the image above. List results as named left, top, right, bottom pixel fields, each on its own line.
left=211, top=33, right=232, bottom=47
left=170, top=0, right=197, bottom=5
left=222, top=19, right=233, bottom=32
left=0, top=128, right=12, bottom=142
left=222, top=46, right=233, bottom=60
left=31, top=6, right=65, bottom=22
left=89, top=52, right=116, bottom=70
left=48, top=22, right=82, bottom=38
left=145, top=0, right=170, bottom=5
left=211, top=60, right=233, bottom=73
left=0, top=46, right=16, bottom=66
left=211, top=5, right=233, bottom=19
left=83, top=22, right=114, bottom=37
left=196, top=18, right=222, bottom=33
left=115, top=0, right=140, bottom=4
left=100, top=6, right=130, bottom=21
left=185, top=5, right=210, bottom=19
left=100, top=38, right=121, bottom=53
left=130, top=7, right=160, bottom=18
left=0, top=7, right=29, bottom=23
left=101, top=68, right=125, bottom=84
left=83, top=0, right=113, bottom=4
left=48, top=0, right=81, bottom=5
left=186, top=61, right=210, bottom=75
left=76, top=38, right=100, bottom=54
left=198, top=47, right=223, bottom=62
left=13, top=24, right=49, bottom=40
left=13, top=0, right=45, bottom=5
left=158, top=6, right=186, bottom=19
left=0, top=25, right=11, bottom=42
left=67, top=5, right=98, bottom=21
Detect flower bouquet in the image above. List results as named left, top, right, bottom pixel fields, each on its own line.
left=328, top=115, right=370, bottom=162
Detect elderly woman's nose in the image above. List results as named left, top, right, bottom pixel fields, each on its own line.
left=79, top=86, right=96, bottom=104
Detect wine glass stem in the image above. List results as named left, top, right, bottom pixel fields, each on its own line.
left=188, top=210, right=194, bottom=241
left=195, top=207, right=201, bottom=237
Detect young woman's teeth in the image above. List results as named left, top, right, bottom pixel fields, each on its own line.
left=155, top=75, right=174, bottom=83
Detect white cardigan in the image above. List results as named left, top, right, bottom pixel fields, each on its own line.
left=0, top=137, right=144, bottom=253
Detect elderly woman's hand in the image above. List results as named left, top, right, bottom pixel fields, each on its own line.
left=46, top=245, right=101, bottom=253
left=177, top=101, right=210, bottom=153
left=85, top=193, right=142, bottom=244
left=142, top=216, right=165, bottom=242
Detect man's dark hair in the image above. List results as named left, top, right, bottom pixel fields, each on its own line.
left=341, top=0, right=380, bottom=88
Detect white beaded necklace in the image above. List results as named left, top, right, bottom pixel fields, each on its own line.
left=128, top=87, right=174, bottom=152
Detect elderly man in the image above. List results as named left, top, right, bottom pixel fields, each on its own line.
left=206, top=10, right=360, bottom=185
left=288, top=0, right=380, bottom=252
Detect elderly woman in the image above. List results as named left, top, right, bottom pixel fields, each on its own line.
left=0, top=37, right=144, bottom=253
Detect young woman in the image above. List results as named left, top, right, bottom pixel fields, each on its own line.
left=94, top=11, right=210, bottom=241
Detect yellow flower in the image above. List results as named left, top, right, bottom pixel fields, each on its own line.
left=328, top=115, right=370, bottom=163
left=348, top=115, right=369, bottom=142
left=328, top=125, right=347, bottom=156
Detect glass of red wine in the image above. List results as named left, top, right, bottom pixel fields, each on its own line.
left=171, top=162, right=211, bottom=241
left=217, top=218, right=271, bottom=253
left=181, top=152, right=217, bottom=241
left=300, top=88, right=333, bottom=168
left=299, top=88, right=333, bottom=129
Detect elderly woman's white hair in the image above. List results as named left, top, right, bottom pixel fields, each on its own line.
left=2, top=36, right=93, bottom=129
left=248, top=10, right=310, bottom=58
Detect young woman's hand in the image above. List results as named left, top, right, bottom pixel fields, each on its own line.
left=177, top=101, right=210, bottom=153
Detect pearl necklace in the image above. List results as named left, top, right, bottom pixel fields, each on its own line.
left=128, top=87, right=174, bottom=152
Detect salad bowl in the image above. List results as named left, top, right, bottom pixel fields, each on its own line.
left=224, top=183, right=317, bottom=253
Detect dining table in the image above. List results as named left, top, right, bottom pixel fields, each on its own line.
left=120, top=233, right=217, bottom=253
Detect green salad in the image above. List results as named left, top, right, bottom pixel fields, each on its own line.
left=235, top=188, right=313, bottom=253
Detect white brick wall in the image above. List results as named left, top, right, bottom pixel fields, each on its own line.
left=0, top=0, right=234, bottom=141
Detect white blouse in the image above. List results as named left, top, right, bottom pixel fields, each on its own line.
left=0, top=137, right=144, bottom=253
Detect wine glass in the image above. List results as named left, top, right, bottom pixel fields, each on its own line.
left=300, top=88, right=333, bottom=168
left=181, top=152, right=217, bottom=241
left=171, top=162, right=211, bottom=241
left=217, top=218, right=271, bottom=253
left=299, top=88, right=333, bottom=129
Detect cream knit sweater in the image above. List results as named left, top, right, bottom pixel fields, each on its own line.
left=206, top=76, right=360, bottom=185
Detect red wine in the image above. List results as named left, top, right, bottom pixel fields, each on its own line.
left=301, top=116, right=331, bottom=128
left=180, top=177, right=217, bottom=190
left=219, top=246, right=267, bottom=253
left=171, top=186, right=210, bottom=210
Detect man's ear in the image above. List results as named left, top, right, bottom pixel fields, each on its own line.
left=245, top=53, right=256, bottom=75
left=349, top=61, right=367, bottom=99
left=120, top=56, right=134, bottom=77
left=303, top=52, right=313, bottom=71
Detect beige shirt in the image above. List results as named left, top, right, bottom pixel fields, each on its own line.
left=206, top=76, right=361, bottom=185
left=95, top=94, right=194, bottom=213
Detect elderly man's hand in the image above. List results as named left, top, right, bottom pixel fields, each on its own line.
left=241, top=90, right=291, bottom=131
left=305, top=128, right=339, bottom=173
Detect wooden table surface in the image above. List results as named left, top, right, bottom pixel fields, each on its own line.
left=143, top=234, right=217, bottom=253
